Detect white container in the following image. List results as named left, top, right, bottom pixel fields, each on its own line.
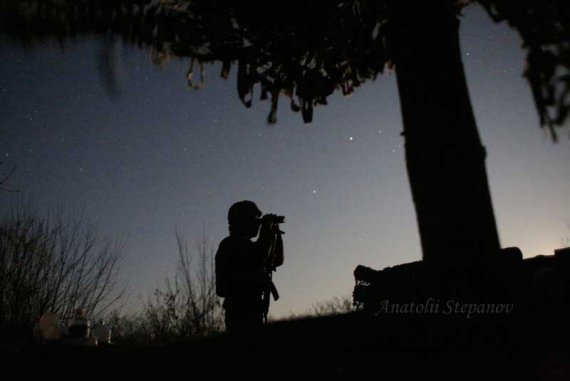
left=93, top=322, right=112, bottom=344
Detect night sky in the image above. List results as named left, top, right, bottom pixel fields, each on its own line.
left=1, top=5, right=569, bottom=318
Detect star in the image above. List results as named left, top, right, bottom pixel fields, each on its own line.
left=349, top=136, right=354, bottom=141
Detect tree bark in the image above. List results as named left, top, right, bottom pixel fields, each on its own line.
left=391, top=4, right=501, bottom=267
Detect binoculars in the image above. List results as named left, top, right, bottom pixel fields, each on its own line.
left=262, top=214, right=285, bottom=224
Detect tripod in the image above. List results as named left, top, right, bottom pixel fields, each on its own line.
left=262, top=226, right=283, bottom=324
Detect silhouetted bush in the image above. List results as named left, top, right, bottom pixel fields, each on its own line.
left=111, top=232, right=223, bottom=346
left=0, top=202, right=126, bottom=341
left=309, top=295, right=356, bottom=317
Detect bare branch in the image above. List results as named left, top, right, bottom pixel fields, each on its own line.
left=0, top=203, right=126, bottom=339
left=0, top=162, right=19, bottom=193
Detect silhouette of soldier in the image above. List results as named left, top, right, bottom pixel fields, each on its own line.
left=215, top=201, right=284, bottom=335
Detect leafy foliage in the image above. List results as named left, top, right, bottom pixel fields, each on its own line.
left=1, top=0, right=568, bottom=135
left=478, top=0, right=570, bottom=140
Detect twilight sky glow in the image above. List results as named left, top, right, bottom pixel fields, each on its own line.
left=1, top=5, right=569, bottom=318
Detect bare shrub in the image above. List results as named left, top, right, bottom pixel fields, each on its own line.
left=0, top=203, right=126, bottom=341
left=137, top=231, right=223, bottom=344
left=309, top=295, right=356, bottom=317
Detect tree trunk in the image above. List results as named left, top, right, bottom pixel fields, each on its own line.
left=391, top=4, right=501, bottom=267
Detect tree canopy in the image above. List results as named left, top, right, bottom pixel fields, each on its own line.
left=2, top=0, right=569, bottom=267
left=1, top=0, right=569, bottom=138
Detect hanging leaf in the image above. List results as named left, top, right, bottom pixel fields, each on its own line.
left=237, top=58, right=253, bottom=107
left=187, top=58, right=205, bottom=89
left=290, top=98, right=301, bottom=112
left=220, top=60, right=231, bottom=79
left=267, top=89, right=279, bottom=124
left=301, top=100, right=313, bottom=123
